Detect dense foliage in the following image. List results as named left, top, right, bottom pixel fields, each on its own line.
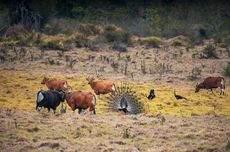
left=0, top=0, right=229, bottom=39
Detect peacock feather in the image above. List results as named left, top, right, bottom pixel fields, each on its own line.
left=104, top=82, right=145, bottom=114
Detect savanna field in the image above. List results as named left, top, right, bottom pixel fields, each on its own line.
left=0, top=70, right=230, bottom=152
left=0, top=71, right=229, bottom=116
left=1, top=0, right=230, bottom=151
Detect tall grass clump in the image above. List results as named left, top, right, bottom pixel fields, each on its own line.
left=103, top=25, right=132, bottom=45
left=224, top=62, right=230, bottom=77
left=202, top=44, right=218, bottom=59
left=138, top=36, right=163, bottom=48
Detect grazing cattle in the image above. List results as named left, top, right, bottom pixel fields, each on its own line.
left=36, top=90, right=65, bottom=113
left=147, top=89, right=156, bottom=100
left=195, top=77, right=225, bottom=95
left=65, top=91, right=97, bottom=114
left=86, top=77, right=115, bottom=95
left=41, top=77, right=69, bottom=91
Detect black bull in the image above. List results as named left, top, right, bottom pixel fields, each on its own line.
left=36, top=90, right=65, bottom=113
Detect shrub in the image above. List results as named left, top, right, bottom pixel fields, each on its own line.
left=138, top=36, right=163, bottom=48
left=41, top=40, right=64, bottom=50
left=74, top=34, right=93, bottom=48
left=187, top=67, right=202, bottom=81
left=39, top=34, right=73, bottom=51
left=104, top=24, right=119, bottom=32
left=202, top=44, right=218, bottom=59
left=222, top=35, right=230, bottom=46
left=104, top=30, right=132, bottom=45
left=78, top=24, right=102, bottom=36
left=166, top=35, right=191, bottom=47
left=224, top=62, right=230, bottom=77
left=110, top=42, right=127, bottom=52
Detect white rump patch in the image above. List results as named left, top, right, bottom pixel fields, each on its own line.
left=221, top=79, right=224, bottom=85
left=112, top=85, right=116, bottom=91
left=63, top=82, right=68, bottom=88
left=92, top=96, right=96, bottom=105
left=37, top=92, right=44, bottom=103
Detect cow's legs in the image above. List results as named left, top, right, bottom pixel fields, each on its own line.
left=53, top=109, right=56, bottom=114
left=93, top=109, right=96, bottom=115
left=48, top=108, right=50, bottom=112
left=220, top=88, right=225, bottom=95
left=78, top=109, right=82, bottom=114
left=89, top=107, right=96, bottom=115
left=211, top=88, right=214, bottom=94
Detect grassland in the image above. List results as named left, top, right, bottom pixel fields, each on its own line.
left=0, top=71, right=229, bottom=116
left=0, top=33, right=229, bottom=151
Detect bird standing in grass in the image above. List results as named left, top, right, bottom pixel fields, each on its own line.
left=147, top=89, right=156, bottom=100
left=174, top=90, right=188, bottom=100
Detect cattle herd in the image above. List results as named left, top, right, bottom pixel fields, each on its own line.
left=36, top=76, right=225, bottom=114
left=36, top=77, right=116, bottom=114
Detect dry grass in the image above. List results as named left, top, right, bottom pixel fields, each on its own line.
left=0, top=109, right=229, bottom=152
left=0, top=34, right=230, bottom=151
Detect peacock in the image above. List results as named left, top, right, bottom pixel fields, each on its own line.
left=174, top=90, right=188, bottom=100
left=105, top=83, right=145, bottom=114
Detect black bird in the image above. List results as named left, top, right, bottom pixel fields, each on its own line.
left=174, top=90, right=188, bottom=100
left=118, top=97, right=129, bottom=114
left=147, top=89, right=156, bottom=100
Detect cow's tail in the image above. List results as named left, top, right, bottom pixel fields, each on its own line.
left=221, top=77, right=225, bottom=95
left=92, top=95, right=97, bottom=106
left=220, top=78, right=225, bottom=89
left=111, top=84, right=116, bottom=96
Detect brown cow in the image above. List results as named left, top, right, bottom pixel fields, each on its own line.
left=86, top=77, right=115, bottom=95
left=41, top=77, right=68, bottom=91
left=195, top=77, right=225, bottom=95
left=65, top=91, right=96, bottom=114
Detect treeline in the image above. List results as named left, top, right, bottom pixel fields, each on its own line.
left=0, top=0, right=230, bottom=39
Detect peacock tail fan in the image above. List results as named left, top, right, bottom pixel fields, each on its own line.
left=105, top=82, right=145, bottom=114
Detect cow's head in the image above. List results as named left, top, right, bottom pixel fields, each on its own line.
left=86, top=77, right=95, bottom=84
left=41, top=77, right=49, bottom=84
left=36, top=90, right=45, bottom=111
left=195, top=83, right=200, bottom=93
left=58, top=90, right=65, bottom=102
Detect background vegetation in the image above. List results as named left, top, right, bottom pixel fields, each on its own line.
left=0, top=0, right=229, bottom=39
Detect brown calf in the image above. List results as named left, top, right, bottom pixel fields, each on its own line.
left=195, top=76, right=225, bottom=95
left=41, top=77, right=68, bottom=91
left=86, top=77, right=115, bottom=95
left=65, top=91, right=96, bottom=114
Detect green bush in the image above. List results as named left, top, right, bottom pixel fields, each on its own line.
left=104, top=30, right=132, bottom=45
left=202, top=44, right=218, bottom=59
left=104, top=24, right=119, bottom=32
left=224, top=62, right=230, bottom=77
left=110, top=42, right=127, bottom=52
left=78, top=24, right=102, bottom=36
left=40, top=40, right=64, bottom=50
left=74, top=34, right=94, bottom=48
